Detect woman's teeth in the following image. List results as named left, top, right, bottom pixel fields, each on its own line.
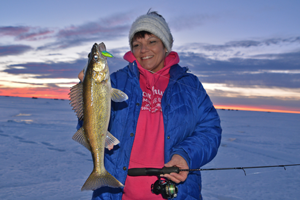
left=142, top=56, right=153, bottom=60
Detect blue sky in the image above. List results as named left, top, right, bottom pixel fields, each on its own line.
left=0, top=0, right=299, bottom=113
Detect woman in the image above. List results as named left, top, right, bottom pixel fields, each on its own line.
left=78, top=11, right=222, bottom=200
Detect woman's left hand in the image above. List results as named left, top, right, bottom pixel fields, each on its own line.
left=162, top=154, right=189, bottom=183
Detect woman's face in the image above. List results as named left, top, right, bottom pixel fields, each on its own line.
left=132, top=34, right=167, bottom=73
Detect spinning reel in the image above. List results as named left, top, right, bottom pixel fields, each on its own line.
left=151, top=176, right=178, bottom=199
left=128, top=167, right=180, bottom=199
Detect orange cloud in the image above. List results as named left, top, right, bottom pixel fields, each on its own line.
left=0, top=87, right=71, bottom=100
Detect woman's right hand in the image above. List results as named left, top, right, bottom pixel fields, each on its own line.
left=78, top=70, right=84, bottom=82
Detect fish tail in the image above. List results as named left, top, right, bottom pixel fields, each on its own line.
left=81, top=170, right=124, bottom=191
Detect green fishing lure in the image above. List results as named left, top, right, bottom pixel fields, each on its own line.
left=101, top=51, right=113, bottom=58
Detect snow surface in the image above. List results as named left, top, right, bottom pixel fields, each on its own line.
left=0, top=96, right=299, bottom=200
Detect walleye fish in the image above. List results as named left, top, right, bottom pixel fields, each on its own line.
left=69, top=42, right=128, bottom=191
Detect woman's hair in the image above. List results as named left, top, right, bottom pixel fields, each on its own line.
left=131, top=31, right=151, bottom=46
left=131, top=30, right=166, bottom=49
left=132, top=31, right=151, bottom=41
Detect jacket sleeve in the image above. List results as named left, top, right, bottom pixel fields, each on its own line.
left=171, top=77, right=222, bottom=169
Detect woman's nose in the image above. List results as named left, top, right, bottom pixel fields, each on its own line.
left=140, top=44, right=148, bottom=52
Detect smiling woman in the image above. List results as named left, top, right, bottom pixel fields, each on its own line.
left=132, top=32, right=167, bottom=72
left=76, top=10, right=222, bottom=200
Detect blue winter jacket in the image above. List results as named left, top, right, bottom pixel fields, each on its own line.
left=78, top=61, right=222, bottom=200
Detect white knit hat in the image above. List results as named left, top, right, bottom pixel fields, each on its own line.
left=129, top=11, right=173, bottom=54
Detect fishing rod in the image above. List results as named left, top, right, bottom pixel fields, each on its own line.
left=128, top=164, right=300, bottom=199
left=128, top=163, right=300, bottom=176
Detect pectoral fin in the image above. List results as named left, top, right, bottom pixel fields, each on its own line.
left=111, top=88, right=128, bottom=102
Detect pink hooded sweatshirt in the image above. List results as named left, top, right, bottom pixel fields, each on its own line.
left=122, top=51, right=180, bottom=200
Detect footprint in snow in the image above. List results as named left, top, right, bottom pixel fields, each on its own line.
left=47, top=147, right=66, bottom=152
left=41, top=142, right=54, bottom=147
left=13, top=135, right=37, bottom=144
left=0, top=133, right=10, bottom=137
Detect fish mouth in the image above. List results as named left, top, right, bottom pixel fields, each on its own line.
left=92, top=43, right=99, bottom=53
left=86, top=42, right=109, bottom=75
left=91, top=43, right=108, bottom=59
left=88, top=44, right=100, bottom=62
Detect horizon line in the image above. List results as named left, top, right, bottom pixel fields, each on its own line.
left=1, top=94, right=299, bottom=115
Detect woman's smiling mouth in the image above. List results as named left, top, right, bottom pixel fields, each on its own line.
left=141, top=55, right=154, bottom=60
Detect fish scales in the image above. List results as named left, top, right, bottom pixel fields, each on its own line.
left=83, top=70, right=111, bottom=175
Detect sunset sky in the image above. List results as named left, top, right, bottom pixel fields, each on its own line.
left=0, top=0, right=299, bottom=113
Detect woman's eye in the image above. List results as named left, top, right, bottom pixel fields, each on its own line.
left=133, top=44, right=139, bottom=48
left=150, top=40, right=156, bottom=44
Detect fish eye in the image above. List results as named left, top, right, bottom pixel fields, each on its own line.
left=93, top=55, right=98, bottom=60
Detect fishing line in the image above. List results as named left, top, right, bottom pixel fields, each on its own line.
left=184, top=164, right=300, bottom=176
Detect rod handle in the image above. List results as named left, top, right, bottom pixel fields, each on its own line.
left=128, top=167, right=179, bottom=176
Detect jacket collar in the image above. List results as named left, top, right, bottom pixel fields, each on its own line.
left=169, top=64, right=189, bottom=80
left=127, top=61, right=189, bottom=87
left=128, top=60, right=140, bottom=78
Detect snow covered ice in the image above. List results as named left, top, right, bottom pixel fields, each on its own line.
left=0, top=96, right=299, bottom=200
left=202, top=109, right=300, bottom=200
